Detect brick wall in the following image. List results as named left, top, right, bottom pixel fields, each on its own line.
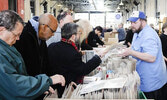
left=17, top=0, right=24, bottom=19
left=0, top=0, right=24, bottom=20
left=0, top=0, right=8, bottom=11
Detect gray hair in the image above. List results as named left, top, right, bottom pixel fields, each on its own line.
left=61, top=23, right=79, bottom=39
left=0, top=10, right=24, bottom=31
left=76, top=19, right=92, bottom=43
left=162, top=22, right=167, bottom=33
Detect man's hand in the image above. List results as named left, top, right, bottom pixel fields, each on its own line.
left=97, top=46, right=110, bottom=58
left=120, top=42, right=132, bottom=57
left=120, top=47, right=132, bottom=57
left=80, top=51, right=85, bottom=55
left=50, top=74, right=65, bottom=86
left=44, top=86, right=55, bottom=94
left=70, top=81, right=77, bottom=91
left=120, top=42, right=156, bottom=62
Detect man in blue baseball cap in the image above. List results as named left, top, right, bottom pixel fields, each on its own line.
left=128, top=11, right=147, bottom=33
left=128, top=11, right=146, bottom=22
left=121, top=11, right=167, bottom=100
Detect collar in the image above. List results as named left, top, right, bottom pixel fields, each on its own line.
left=61, top=38, right=79, bottom=52
left=29, top=16, right=39, bottom=37
left=29, top=16, right=42, bottom=44
left=0, top=39, right=10, bottom=47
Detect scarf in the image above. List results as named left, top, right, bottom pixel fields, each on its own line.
left=61, top=38, right=79, bottom=52
left=61, top=38, right=83, bottom=83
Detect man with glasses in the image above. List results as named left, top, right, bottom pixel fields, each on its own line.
left=120, top=11, right=167, bottom=100
left=14, top=13, right=59, bottom=99
left=14, top=13, right=58, bottom=77
left=0, top=10, right=65, bottom=100
left=46, top=10, right=73, bottom=46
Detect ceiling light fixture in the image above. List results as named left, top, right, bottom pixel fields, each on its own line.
left=119, top=0, right=124, bottom=6
left=115, top=9, right=118, bottom=13
left=117, top=6, right=120, bottom=10
left=89, top=0, right=93, bottom=4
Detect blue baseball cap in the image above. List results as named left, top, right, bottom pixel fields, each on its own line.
left=128, top=11, right=146, bottom=22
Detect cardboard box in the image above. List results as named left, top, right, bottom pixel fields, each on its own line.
left=107, top=38, right=118, bottom=44
left=104, top=32, right=118, bottom=42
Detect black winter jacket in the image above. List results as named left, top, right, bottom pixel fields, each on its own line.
left=87, top=31, right=104, bottom=47
left=46, top=41, right=101, bottom=97
left=14, top=21, right=48, bottom=76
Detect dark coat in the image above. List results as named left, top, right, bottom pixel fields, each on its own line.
left=87, top=31, right=104, bottom=47
left=46, top=41, right=101, bottom=97
left=124, top=29, right=134, bottom=47
left=160, top=33, right=167, bottom=66
left=14, top=21, right=48, bottom=76
left=81, top=39, right=93, bottom=50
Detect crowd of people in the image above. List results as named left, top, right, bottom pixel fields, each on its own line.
left=0, top=10, right=167, bottom=100
left=0, top=10, right=65, bottom=100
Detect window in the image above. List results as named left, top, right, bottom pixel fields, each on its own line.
left=30, top=0, right=35, bottom=16
left=53, top=8, right=56, bottom=17
left=8, top=0, right=17, bottom=12
left=43, top=1, right=48, bottom=13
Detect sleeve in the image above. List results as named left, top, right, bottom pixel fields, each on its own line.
left=95, top=35, right=104, bottom=46
left=124, top=30, right=133, bottom=47
left=141, top=37, right=158, bottom=57
left=69, top=54, right=101, bottom=76
left=81, top=39, right=93, bottom=50
left=160, top=35, right=166, bottom=54
left=117, top=29, right=121, bottom=33
left=87, top=32, right=96, bottom=47
left=0, top=54, right=52, bottom=99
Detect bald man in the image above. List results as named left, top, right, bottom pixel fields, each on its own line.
left=14, top=13, right=58, bottom=77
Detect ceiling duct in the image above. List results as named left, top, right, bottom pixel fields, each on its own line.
left=133, top=0, right=140, bottom=6
left=40, top=0, right=47, bottom=6
left=125, top=9, right=130, bottom=13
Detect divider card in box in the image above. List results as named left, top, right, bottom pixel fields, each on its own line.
left=80, top=77, right=127, bottom=94
left=82, top=50, right=94, bottom=63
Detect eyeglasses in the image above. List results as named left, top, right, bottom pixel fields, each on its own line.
left=10, top=31, right=21, bottom=37
left=42, top=24, right=56, bottom=33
